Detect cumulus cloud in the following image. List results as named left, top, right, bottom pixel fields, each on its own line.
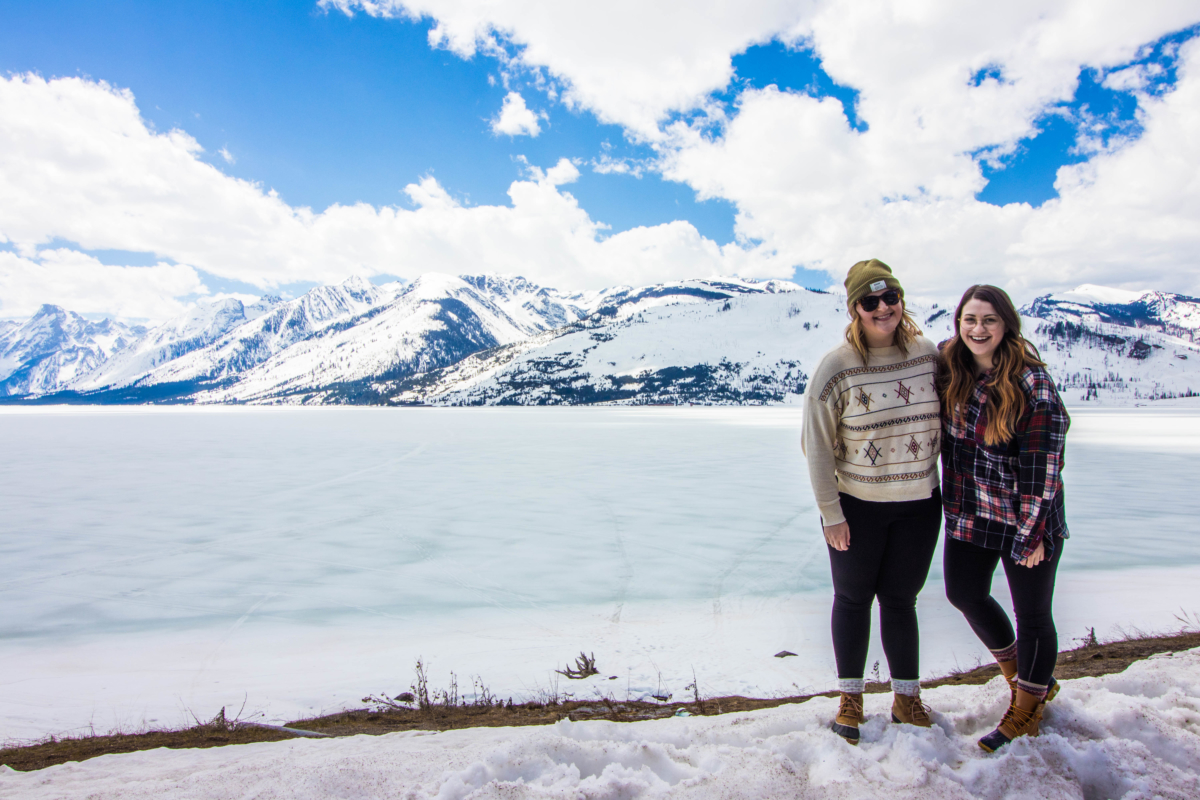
left=6, top=2, right=1200, bottom=323
left=0, top=249, right=205, bottom=321
left=218, top=146, right=236, bottom=164
left=321, top=0, right=810, bottom=139
left=0, top=74, right=738, bottom=313
left=656, top=1, right=1200, bottom=296
left=491, top=91, right=541, bottom=136
left=320, top=0, right=1200, bottom=299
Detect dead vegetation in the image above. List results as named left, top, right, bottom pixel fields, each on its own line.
left=4, top=628, right=1199, bottom=774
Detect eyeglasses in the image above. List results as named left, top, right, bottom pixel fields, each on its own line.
left=858, top=290, right=901, bottom=312
left=960, top=315, right=1002, bottom=329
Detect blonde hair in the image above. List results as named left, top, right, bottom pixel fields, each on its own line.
left=844, top=294, right=923, bottom=365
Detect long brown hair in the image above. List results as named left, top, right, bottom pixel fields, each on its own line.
left=845, top=291, right=923, bottom=365
left=939, top=285, right=1045, bottom=446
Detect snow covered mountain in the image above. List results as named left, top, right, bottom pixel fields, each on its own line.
left=70, top=276, right=398, bottom=395
left=1023, top=285, right=1200, bottom=343
left=1021, top=286, right=1200, bottom=403
left=70, top=295, right=283, bottom=392
left=0, top=305, right=146, bottom=396
left=4, top=277, right=1199, bottom=406
left=191, top=275, right=726, bottom=404
left=344, top=287, right=934, bottom=407
left=322, top=282, right=1200, bottom=408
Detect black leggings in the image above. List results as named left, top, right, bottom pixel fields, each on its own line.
left=943, top=534, right=1062, bottom=690
left=829, top=491, right=942, bottom=681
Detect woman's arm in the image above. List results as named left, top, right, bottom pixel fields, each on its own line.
left=1012, top=378, right=1069, bottom=562
left=802, top=377, right=846, bottom=530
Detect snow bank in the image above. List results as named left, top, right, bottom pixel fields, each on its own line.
left=5, top=648, right=1198, bottom=800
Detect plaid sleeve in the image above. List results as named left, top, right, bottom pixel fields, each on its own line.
left=1012, top=375, right=1069, bottom=561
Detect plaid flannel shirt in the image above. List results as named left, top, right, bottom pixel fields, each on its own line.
left=941, top=365, right=1069, bottom=562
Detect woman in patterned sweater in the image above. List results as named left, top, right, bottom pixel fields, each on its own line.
left=802, top=259, right=943, bottom=745
left=938, top=284, right=1070, bottom=752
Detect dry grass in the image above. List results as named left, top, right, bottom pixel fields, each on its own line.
left=5, top=629, right=1199, bottom=773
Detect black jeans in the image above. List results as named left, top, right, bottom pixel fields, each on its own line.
left=828, top=490, right=942, bottom=681
left=943, top=534, right=1062, bottom=689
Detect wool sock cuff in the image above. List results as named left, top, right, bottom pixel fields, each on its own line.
left=891, top=678, right=920, bottom=696
left=990, top=641, right=1019, bottom=663
left=838, top=678, right=865, bottom=694
left=1016, top=679, right=1049, bottom=699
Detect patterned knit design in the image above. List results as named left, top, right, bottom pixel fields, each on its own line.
left=1016, top=678, right=1049, bottom=699
left=892, top=678, right=921, bottom=697
left=803, top=339, right=941, bottom=525
left=839, top=678, right=866, bottom=694
left=942, top=365, right=1070, bottom=561
left=990, top=641, right=1019, bottom=663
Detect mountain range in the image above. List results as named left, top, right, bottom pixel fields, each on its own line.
left=3, top=276, right=1199, bottom=406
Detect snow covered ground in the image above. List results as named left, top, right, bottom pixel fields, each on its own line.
left=2, top=406, right=1198, bottom=750
left=4, top=649, right=1198, bottom=799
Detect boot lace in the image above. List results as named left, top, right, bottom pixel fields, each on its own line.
left=838, top=693, right=863, bottom=720
left=998, top=701, right=1038, bottom=737
left=908, top=695, right=932, bottom=726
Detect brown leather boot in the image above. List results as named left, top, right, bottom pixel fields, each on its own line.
left=1004, top=673, right=1059, bottom=707
left=979, top=690, right=1042, bottom=752
left=891, top=693, right=932, bottom=727
left=831, top=692, right=864, bottom=745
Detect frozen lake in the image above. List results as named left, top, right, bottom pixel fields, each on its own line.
left=2, top=405, right=1199, bottom=740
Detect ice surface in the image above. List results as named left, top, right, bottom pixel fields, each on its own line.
left=3, top=648, right=1198, bottom=799
left=1, top=407, right=1199, bottom=742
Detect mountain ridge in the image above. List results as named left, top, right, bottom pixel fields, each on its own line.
left=4, top=277, right=1199, bottom=406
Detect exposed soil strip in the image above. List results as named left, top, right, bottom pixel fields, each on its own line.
left=4, top=630, right=1198, bottom=773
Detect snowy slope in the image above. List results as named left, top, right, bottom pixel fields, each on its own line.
left=69, top=295, right=282, bottom=391
left=7, top=278, right=1200, bottom=406
left=192, top=276, right=767, bottom=404
left=355, top=285, right=1200, bottom=408
left=1023, top=286, right=1200, bottom=403
left=0, top=306, right=146, bottom=396
left=372, top=290, right=951, bottom=406
left=4, top=647, right=1198, bottom=799
left=97, top=276, right=400, bottom=390
left=1024, top=285, right=1200, bottom=343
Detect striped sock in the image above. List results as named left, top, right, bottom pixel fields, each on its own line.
left=891, top=678, right=920, bottom=697
left=838, top=678, right=865, bottom=694
left=990, top=641, right=1019, bottom=663
left=1016, top=679, right=1049, bottom=699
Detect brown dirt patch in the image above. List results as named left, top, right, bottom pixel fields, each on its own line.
left=5, top=630, right=1198, bottom=773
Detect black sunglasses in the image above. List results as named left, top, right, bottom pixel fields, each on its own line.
left=858, top=289, right=901, bottom=312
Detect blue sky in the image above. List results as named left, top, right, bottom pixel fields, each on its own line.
left=1, top=1, right=735, bottom=242
left=2, top=2, right=1199, bottom=319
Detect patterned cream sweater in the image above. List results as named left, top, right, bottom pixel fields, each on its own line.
left=802, top=337, right=941, bottom=526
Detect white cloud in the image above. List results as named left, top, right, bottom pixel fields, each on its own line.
left=655, top=1, right=1200, bottom=298
left=321, top=0, right=1200, bottom=300
left=0, top=249, right=205, bottom=321
left=6, top=2, right=1200, bottom=323
left=321, top=0, right=811, bottom=139
left=218, top=146, right=236, bottom=164
left=0, top=74, right=738, bottom=316
left=491, top=91, right=541, bottom=136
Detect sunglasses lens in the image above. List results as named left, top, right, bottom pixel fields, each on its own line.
left=859, top=290, right=900, bottom=312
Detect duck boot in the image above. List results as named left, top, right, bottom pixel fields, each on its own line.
left=1004, top=674, right=1059, bottom=707
left=891, top=693, right=932, bottom=727
left=831, top=692, right=864, bottom=745
left=979, top=691, right=1042, bottom=753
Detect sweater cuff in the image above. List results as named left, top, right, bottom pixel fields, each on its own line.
left=818, top=499, right=846, bottom=527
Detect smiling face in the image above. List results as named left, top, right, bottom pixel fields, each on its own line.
left=959, top=298, right=1007, bottom=369
left=854, top=288, right=903, bottom=347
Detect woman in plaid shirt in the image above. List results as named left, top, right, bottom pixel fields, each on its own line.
left=938, top=285, right=1069, bottom=753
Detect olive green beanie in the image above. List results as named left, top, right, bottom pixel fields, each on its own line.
left=844, top=259, right=903, bottom=308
